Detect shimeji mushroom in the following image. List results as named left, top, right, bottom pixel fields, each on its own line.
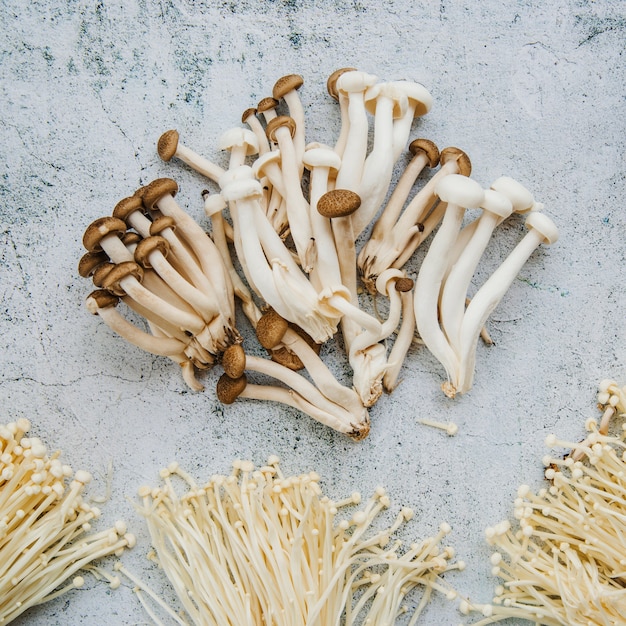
left=125, top=458, right=464, bottom=625
left=358, top=145, right=469, bottom=293
left=462, top=379, right=626, bottom=625
left=0, top=418, right=133, bottom=623
left=217, top=344, right=370, bottom=439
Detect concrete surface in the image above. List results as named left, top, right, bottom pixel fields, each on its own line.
left=1, top=0, right=625, bottom=624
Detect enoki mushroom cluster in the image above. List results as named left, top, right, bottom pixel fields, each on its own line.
left=464, top=380, right=626, bottom=625
left=79, top=70, right=558, bottom=436
left=123, top=457, right=463, bottom=625
left=0, top=419, right=134, bottom=624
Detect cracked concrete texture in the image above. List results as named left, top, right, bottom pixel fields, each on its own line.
left=0, top=0, right=625, bottom=624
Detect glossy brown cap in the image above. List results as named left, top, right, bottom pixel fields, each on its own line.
left=256, top=309, right=289, bottom=349
left=113, top=195, right=144, bottom=223
left=265, top=115, right=296, bottom=142
left=395, top=277, right=415, bottom=292
left=83, top=216, right=127, bottom=253
left=241, top=107, right=257, bottom=124
left=409, top=138, right=440, bottom=168
left=440, top=147, right=472, bottom=177
left=317, top=189, right=361, bottom=218
left=134, top=236, right=170, bottom=269
left=149, top=215, right=176, bottom=236
left=272, top=74, right=304, bottom=99
left=86, top=289, right=119, bottom=312
left=216, top=373, right=247, bottom=404
left=92, top=262, right=115, bottom=288
left=327, top=68, right=357, bottom=100
left=222, top=344, right=246, bottom=379
left=142, top=178, right=178, bottom=211
left=78, top=251, right=109, bottom=278
left=157, top=130, right=179, bottom=162
left=101, top=261, right=144, bottom=296
left=257, top=97, right=279, bottom=113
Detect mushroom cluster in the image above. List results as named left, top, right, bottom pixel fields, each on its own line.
left=463, top=379, right=626, bottom=624
left=0, top=418, right=134, bottom=623
left=125, top=457, right=464, bottom=625
left=79, top=70, right=558, bottom=436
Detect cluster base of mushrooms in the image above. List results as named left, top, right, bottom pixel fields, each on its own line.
left=79, top=70, right=558, bottom=438
left=124, top=457, right=463, bottom=625
left=0, top=419, right=134, bottom=624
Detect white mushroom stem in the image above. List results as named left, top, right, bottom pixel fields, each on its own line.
left=136, top=239, right=219, bottom=321
left=414, top=175, right=485, bottom=395
left=222, top=175, right=337, bottom=343
left=457, top=211, right=559, bottom=394
left=158, top=131, right=225, bottom=184
left=266, top=117, right=314, bottom=272
left=439, top=189, right=513, bottom=351
left=350, top=82, right=408, bottom=237
left=219, top=127, right=259, bottom=170
left=242, top=108, right=271, bottom=155
left=86, top=292, right=187, bottom=357
left=242, top=355, right=365, bottom=431
left=334, top=71, right=378, bottom=191
left=302, top=145, right=343, bottom=292
left=149, top=188, right=235, bottom=320
left=389, top=81, right=433, bottom=161
left=203, top=192, right=262, bottom=326
left=383, top=284, right=416, bottom=392
left=417, top=418, right=459, bottom=436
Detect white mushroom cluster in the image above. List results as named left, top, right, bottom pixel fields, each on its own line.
left=124, top=457, right=464, bottom=625
left=79, top=70, right=558, bottom=435
left=462, top=379, right=626, bottom=624
left=0, top=418, right=134, bottom=623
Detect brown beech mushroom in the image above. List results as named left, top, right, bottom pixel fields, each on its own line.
left=157, top=129, right=225, bottom=183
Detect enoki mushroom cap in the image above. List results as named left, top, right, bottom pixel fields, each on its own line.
left=134, top=236, right=170, bottom=269
left=222, top=344, right=246, bottom=379
left=86, top=289, right=120, bottom=314
left=409, top=138, right=440, bottom=168
left=265, top=115, right=297, bottom=142
left=157, top=129, right=180, bottom=162
left=317, top=189, right=362, bottom=218
left=256, top=309, right=289, bottom=349
left=142, top=178, right=179, bottom=211
left=440, top=146, right=472, bottom=177
left=216, top=373, right=248, bottom=404
left=83, top=216, right=127, bottom=253
left=272, top=74, right=304, bottom=99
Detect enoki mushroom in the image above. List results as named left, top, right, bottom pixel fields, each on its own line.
left=122, top=457, right=464, bottom=625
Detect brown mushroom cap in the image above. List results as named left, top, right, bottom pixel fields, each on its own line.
left=316, top=189, right=362, bottom=218
left=113, top=195, right=144, bottom=223
left=241, top=107, right=258, bottom=124
left=134, top=236, right=170, bottom=269
left=270, top=323, right=321, bottom=371
left=216, top=373, right=248, bottom=404
left=83, top=216, right=128, bottom=253
left=409, top=138, right=440, bottom=169
left=121, top=231, right=142, bottom=247
left=92, top=262, right=115, bottom=288
left=256, top=309, right=289, bottom=349
left=327, top=68, right=357, bottom=100
left=440, top=147, right=472, bottom=177
left=78, top=251, right=109, bottom=278
left=157, top=130, right=180, bottom=162
left=272, top=74, right=304, bottom=100
left=142, top=178, right=179, bottom=211
left=101, top=261, right=144, bottom=296
left=394, top=277, right=415, bottom=292
left=86, top=289, right=119, bottom=313
left=257, top=97, right=279, bottom=114
left=222, top=344, right=246, bottom=379
left=265, top=116, right=296, bottom=142
left=149, top=215, right=176, bottom=236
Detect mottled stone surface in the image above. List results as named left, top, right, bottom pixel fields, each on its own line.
left=0, top=0, right=624, bottom=624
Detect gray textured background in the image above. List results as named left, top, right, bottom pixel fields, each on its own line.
left=1, top=0, right=625, bottom=624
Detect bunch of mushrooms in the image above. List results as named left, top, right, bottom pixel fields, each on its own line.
left=121, top=457, right=464, bottom=625
left=0, top=418, right=134, bottom=623
left=463, top=379, right=626, bottom=625
left=80, top=69, right=558, bottom=436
